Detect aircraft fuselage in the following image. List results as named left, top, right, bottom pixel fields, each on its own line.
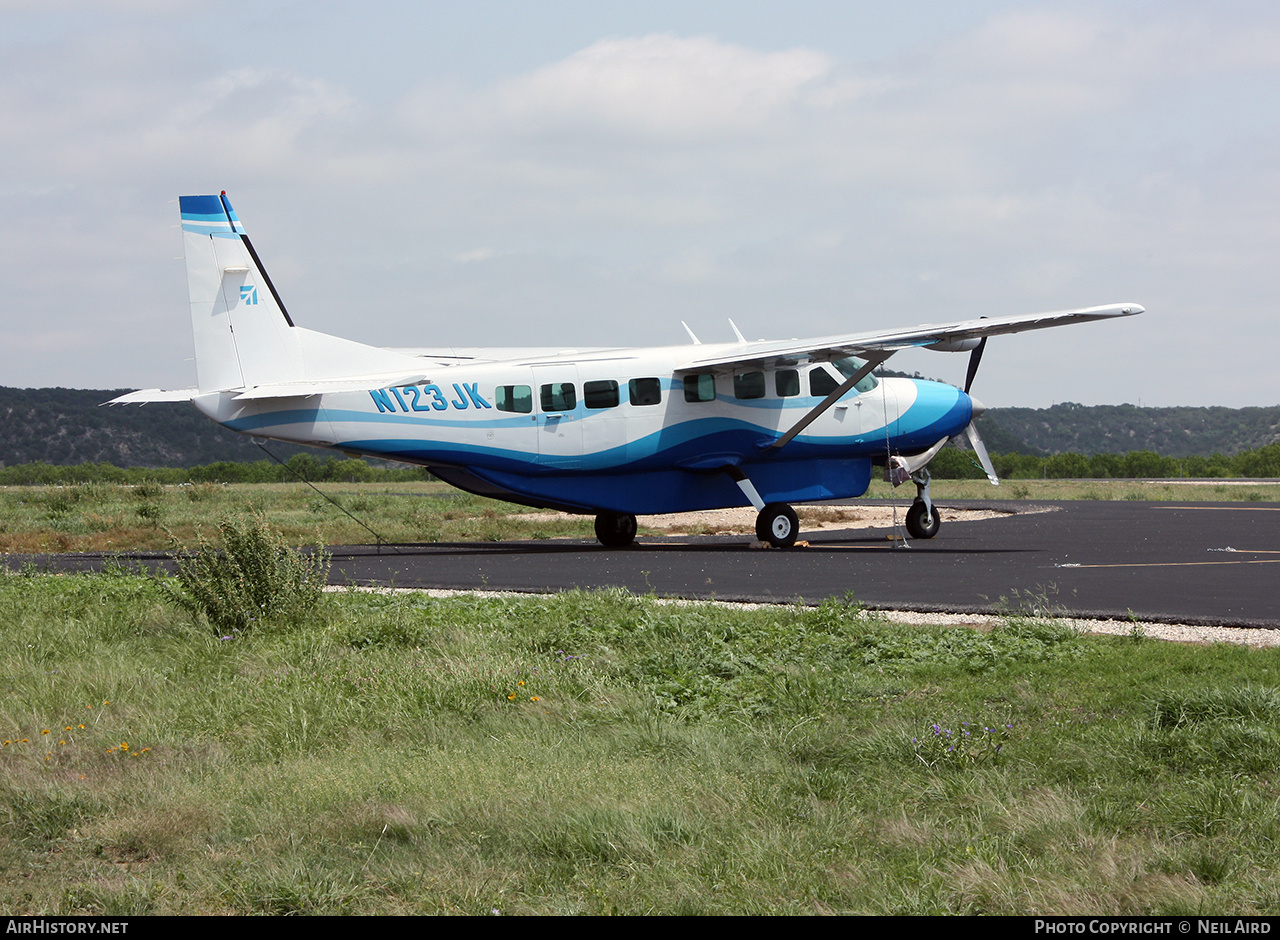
left=192, top=347, right=973, bottom=515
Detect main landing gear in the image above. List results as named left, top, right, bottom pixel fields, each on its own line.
left=593, top=468, right=808, bottom=549
left=725, top=467, right=802, bottom=548
left=594, top=511, right=637, bottom=548
left=755, top=503, right=799, bottom=549
left=594, top=504, right=802, bottom=549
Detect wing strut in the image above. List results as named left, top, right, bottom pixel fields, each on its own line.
left=769, top=351, right=893, bottom=450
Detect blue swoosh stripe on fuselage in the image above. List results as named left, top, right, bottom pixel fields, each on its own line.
left=223, top=381, right=970, bottom=475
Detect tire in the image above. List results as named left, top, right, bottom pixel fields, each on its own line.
left=594, top=512, right=637, bottom=548
left=755, top=503, right=799, bottom=548
left=905, top=500, right=941, bottom=539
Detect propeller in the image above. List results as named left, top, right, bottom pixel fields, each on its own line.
left=962, top=397, right=999, bottom=485
left=963, top=336, right=986, bottom=395
left=956, top=333, right=999, bottom=484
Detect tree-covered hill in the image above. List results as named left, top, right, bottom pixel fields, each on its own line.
left=981, top=403, right=1280, bottom=457
left=0, top=387, right=319, bottom=468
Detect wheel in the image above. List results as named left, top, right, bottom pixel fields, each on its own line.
left=905, top=500, right=941, bottom=539
left=594, top=512, right=637, bottom=548
left=755, top=503, right=799, bottom=548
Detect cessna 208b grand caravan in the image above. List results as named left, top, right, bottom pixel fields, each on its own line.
left=111, top=193, right=1142, bottom=547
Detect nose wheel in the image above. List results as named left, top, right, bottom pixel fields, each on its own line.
left=905, top=499, right=940, bottom=539
left=755, top=503, right=799, bottom=548
left=594, top=511, right=638, bottom=548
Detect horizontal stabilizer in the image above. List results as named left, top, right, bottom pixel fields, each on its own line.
left=104, top=388, right=198, bottom=405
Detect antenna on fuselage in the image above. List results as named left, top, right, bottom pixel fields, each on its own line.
left=728, top=318, right=746, bottom=343
left=681, top=321, right=702, bottom=345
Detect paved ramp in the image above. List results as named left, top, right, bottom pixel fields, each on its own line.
left=6, top=501, right=1278, bottom=627
left=322, top=501, right=1280, bottom=627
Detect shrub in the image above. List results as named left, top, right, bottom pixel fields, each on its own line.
left=162, top=515, right=330, bottom=633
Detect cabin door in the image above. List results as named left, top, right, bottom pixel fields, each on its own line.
left=532, top=364, right=583, bottom=469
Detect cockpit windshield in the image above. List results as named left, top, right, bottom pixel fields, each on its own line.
left=831, top=357, right=880, bottom=393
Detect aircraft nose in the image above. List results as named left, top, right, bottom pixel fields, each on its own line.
left=968, top=395, right=987, bottom=420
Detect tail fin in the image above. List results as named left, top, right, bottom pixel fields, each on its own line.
left=180, top=193, right=426, bottom=395
left=180, top=193, right=304, bottom=392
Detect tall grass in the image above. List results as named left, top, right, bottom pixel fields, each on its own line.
left=4, top=576, right=1280, bottom=914
left=162, top=515, right=329, bottom=634
left=0, top=481, right=597, bottom=552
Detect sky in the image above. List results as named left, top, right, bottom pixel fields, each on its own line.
left=2, top=0, right=1277, bottom=408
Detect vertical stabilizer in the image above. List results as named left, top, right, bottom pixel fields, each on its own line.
left=180, top=193, right=304, bottom=392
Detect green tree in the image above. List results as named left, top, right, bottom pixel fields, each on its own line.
left=1044, top=453, right=1091, bottom=478
left=1123, top=450, right=1178, bottom=478
left=1233, top=443, right=1280, bottom=477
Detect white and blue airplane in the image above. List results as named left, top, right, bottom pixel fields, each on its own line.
left=111, top=193, right=1143, bottom=547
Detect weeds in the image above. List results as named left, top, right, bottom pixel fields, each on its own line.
left=914, top=721, right=1012, bottom=767
left=161, top=514, right=330, bottom=633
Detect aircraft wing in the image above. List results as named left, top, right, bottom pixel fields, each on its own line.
left=673, top=302, right=1143, bottom=372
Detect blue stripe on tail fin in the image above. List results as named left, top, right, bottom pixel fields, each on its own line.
left=180, top=193, right=243, bottom=238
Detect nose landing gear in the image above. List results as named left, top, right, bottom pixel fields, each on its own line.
left=905, top=499, right=941, bottom=539
left=889, top=463, right=941, bottom=540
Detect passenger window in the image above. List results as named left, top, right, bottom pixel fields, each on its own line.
left=540, top=383, right=576, bottom=412
left=776, top=370, right=800, bottom=397
left=683, top=373, right=716, bottom=402
left=809, top=367, right=839, bottom=397
left=584, top=380, right=619, bottom=409
left=629, top=377, right=662, bottom=406
left=495, top=385, right=533, bottom=414
left=734, top=371, right=765, bottom=400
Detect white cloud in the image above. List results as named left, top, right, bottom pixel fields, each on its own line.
left=493, top=34, right=833, bottom=139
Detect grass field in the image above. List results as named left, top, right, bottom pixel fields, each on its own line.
left=2, top=477, right=1278, bottom=553
left=3, top=574, right=1280, bottom=915
left=5, top=479, right=1277, bottom=913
